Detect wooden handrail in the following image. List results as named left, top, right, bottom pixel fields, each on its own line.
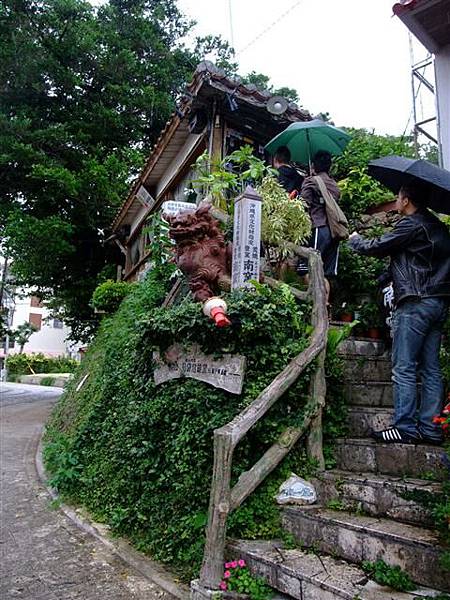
left=195, top=247, right=328, bottom=593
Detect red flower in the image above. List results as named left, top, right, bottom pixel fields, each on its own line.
left=433, top=416, right=446, bottom=424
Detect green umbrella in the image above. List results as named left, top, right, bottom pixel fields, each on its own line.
left=265, top=119, right=351, bottom=164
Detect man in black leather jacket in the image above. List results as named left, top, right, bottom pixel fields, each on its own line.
left=349, top=184, right=450, bottom=445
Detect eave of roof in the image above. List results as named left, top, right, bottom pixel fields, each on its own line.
left=111, top=61, right=312, bottom=231
left=393, top=0, right=450, bottom=53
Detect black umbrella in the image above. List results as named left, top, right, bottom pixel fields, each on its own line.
left=368, top=155, right=450, bottom=215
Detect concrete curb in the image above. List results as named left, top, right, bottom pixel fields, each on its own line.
left=35, top=436, right=188, bottom=600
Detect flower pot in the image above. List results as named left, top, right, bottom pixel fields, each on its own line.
left=340, top=312, right=354, bottom=322
left=367, top=327, right=382, bottom=339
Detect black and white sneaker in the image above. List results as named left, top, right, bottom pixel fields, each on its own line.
left=418, top=432, right=443, bottom=446
left=371, top=427, right=419, bottom=444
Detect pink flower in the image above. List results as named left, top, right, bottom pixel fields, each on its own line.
left=238, top=559, right=246, bottom=568
left=223, top=570, right=231, bottom=579
left=219, top=581, right=227, bottom=591
left=224, top=562, right=233, bottom=569
left=230, top=561, right=238, bottom=568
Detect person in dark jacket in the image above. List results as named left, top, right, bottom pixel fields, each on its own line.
left=273, top=146, right=304, bottom=196
left=349, top=183, right=450, bottom=445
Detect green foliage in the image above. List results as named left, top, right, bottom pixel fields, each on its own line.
left=333, top=244, right=387, bottom=308
left=144, top=213, right=173, bottom=268
left=6, top=353, right=77, bottom=377
left=361, top=560, right=416, bottom=592
left=44, top=265, right=345, bottom=581
left=92, top=280, right=135, bottom=314
left=0, top=0, right=234, bottom=340
left=40, top=376, right=56, bottom=386
left=327, top=321, right=357, bottom=355
left=257, top=175, right=311, bottom=268
left=222, top=562, right=273, bottom=600
left=440, top=551, right=450, bottom=573
left=332, top=128, right=414, bottom=219
left=357, top=302, right=384, bottom=329
left=241, top=70, right=299, bottom=103
left=4, top=213, right=75, bottom=290
left=326, top=498, right=345, bottom=511
left=193, top=151, right=240, bottom=211
left=10, top=321, right=38, bottom=353
left=337, top=167, right=392, bottom=220
left=193, top=145, right=275, bottom=211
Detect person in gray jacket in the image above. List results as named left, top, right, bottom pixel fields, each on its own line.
left=348, top=183, right=450, bottom=445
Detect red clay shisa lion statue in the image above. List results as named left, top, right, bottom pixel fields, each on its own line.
left=165, top=204, right=232, bottom=327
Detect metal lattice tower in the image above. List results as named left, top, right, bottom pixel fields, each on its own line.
left=409, top=33, right=438, bottom=158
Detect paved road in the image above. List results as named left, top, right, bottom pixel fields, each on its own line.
left=0, top=383, right=174, bottom=600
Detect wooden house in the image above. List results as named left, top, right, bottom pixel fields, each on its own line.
left=110, top=61, right=311, bottom=281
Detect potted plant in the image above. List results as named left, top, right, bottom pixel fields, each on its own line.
left=337, top=302, right=355, bottom=322
left=358, top=301, right=384, bottom=339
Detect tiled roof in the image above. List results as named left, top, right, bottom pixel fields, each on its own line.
left=111, top=61, right=311, bottom=231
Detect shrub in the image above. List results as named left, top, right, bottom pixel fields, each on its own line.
left=44, top=265, right=346, bottom=581
left=362, top=560, right=416, bottom=592
left=91, top=280, right=135, bottom=314
left=6, top=353, right=78, bottom=377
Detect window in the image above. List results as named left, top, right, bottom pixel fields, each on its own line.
left=29, top=313, right=42, bottom=330
left=53, top=318, right=63, bottom=329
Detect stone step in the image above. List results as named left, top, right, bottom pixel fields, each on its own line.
left=347, top=406, right=394, bottom=437
left=312, top=469, right=441, bottom=526
left=337, top=339, right=387, bottom=357
left=282, top=507, right=450, bottom=592
left=228, top=539, right=442, bottom=600
left=345, top=381, right=394, bottom=407
left=334, top=438, right=447, bottom=480
left=343, top=356, right=392, bottom=383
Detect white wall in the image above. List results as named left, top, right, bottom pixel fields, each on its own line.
left=435, top=45, right=450, bottom=170
left=9, top=292, right=73, bottom=357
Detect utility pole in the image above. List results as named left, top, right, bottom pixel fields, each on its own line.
left=0, top=256, right=8, bottom=381
left=0, top=255, right=8, bottom=307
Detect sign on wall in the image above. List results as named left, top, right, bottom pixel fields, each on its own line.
left=161, top=201, right=197, bottom=216
left=153, top=343, right=246, bottom=395
left=136, top=185, right=156, bottom=209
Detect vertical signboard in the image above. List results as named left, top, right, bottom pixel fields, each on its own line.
left=231, top=186, right=262, bottom=289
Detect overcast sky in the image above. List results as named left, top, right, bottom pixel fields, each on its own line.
left=177, top=0, right=434, bottom=136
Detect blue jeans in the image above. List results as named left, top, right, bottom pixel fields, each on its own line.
left=392, top=297, right=448, bottom=439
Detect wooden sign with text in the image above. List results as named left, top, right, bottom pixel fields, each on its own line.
left=153, top=344, right=245, bottom=395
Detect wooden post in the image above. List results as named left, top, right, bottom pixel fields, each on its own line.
left=305, top=248, right=327, bottom=470
left=199, top=431, right=234, bottom=588
left=306, top=348, right=326, bottom=470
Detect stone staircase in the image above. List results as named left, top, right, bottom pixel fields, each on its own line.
left=230, top=340, right=449, bottom=599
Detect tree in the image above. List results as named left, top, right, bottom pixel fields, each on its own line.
left=11, top=322, right=38, bottom=353
left=241, top=71, right=300, bottom=103
left=333, top=128, right=415, bottom=219
left=0, top=0, right=234, bottom=341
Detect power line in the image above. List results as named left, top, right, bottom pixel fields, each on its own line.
left=237, top=1, right=303, bottom=56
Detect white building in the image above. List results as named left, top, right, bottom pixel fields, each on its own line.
left=7, top=292, right=74, bottom=357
